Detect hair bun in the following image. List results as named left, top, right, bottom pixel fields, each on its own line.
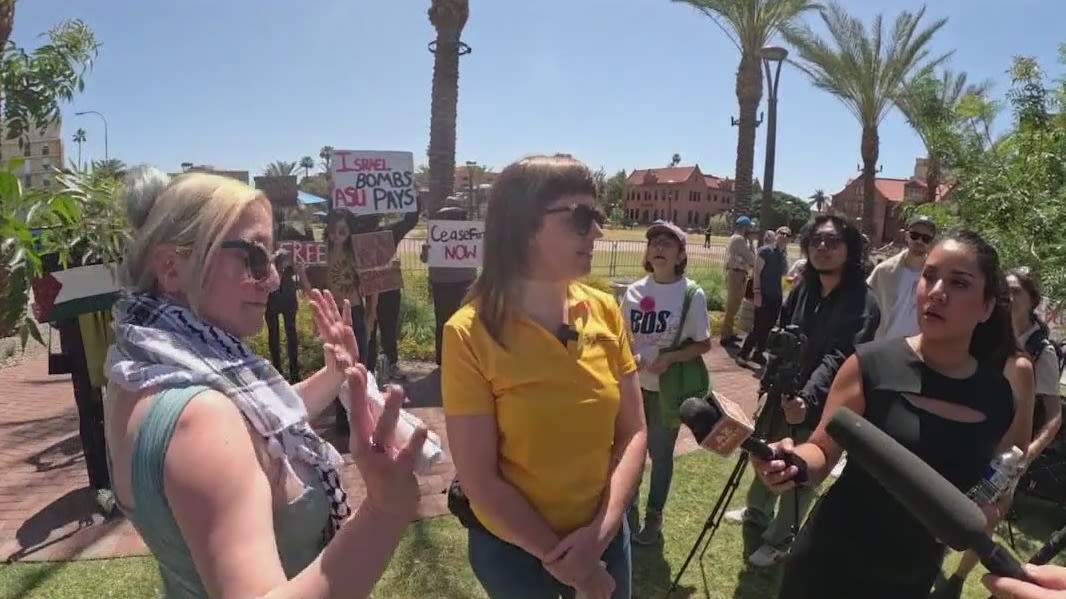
left=121, top=165, right=171, bottom=230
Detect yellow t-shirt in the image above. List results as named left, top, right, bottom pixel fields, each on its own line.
left=441, top=282, right=638, bottom=541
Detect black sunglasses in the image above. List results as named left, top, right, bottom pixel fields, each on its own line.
left=908, top=230, right=934, bottom=244
left=810, top=233, right=844, bottom=249
left=220, top=239, right=279, bottom=281
left=543, top=203, right=606, bottom=236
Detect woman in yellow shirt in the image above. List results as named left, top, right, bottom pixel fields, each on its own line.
left=442, top=155, right=647, bottom=599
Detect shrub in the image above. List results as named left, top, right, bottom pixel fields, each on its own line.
left=690, top=270, right=726, bottom=312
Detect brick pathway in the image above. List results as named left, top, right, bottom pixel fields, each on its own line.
left=0, top=346, right=760, bottom=563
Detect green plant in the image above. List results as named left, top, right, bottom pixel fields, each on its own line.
left=690, top=270, right=726, bottom=312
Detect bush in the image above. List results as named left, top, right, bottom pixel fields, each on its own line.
left=690, top=270, right=726, bottom=312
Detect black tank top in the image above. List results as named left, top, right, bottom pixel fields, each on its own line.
left=778, top=337, right=1015, bottom=599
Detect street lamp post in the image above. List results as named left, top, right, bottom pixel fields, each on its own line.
left=464, top=160, right=477, bottom=217
left=74, top=110, right=109, bottom=161
left=759, top=46, right=788, bottom=229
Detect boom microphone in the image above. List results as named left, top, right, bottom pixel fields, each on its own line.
left=679, top=394, right=807, bottom=482
left=825, top=407, right=1033, bottom=583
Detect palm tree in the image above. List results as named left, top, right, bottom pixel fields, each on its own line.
left=783, top=2, right=949, bottom=237
left=808, top=189, right=828, bottom=212
left=0, top=0, right=13, bottom=52
left=299, top=156, right=314, bottom=179
left=72, top=128, right=87, bottom=170
left=895, top=69, right=990, bottom=203
left=319, top=146, right=334, bottom=173
left=673, top=0, right=818, bottom=219
left=670, top=153, right=682, bottom=167
left=92, top=158, right=127, bottom=180
left=264, top=160, right=298, bottom=177
left=426, top=0, right=470, bottom=216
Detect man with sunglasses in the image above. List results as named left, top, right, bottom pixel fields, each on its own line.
left=866, top=215, right=937, bottom=341
left=725, top=214, right=880, bottom=567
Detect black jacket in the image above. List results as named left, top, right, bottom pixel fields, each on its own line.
left=778, top=275, right=880, bottom=424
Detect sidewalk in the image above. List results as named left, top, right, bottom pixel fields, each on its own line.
left=0, top=346, right=761, bottom=562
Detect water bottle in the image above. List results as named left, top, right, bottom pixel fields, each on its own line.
left=968, top=446, right=1025, bottom=505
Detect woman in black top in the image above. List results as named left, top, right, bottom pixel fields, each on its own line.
left=753, top=230, right=1027, bottom=599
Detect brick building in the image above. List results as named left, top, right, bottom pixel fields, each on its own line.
left=622, top=165, right=734, bottom=228
left=830, top=159, right=951, bottom=245
left=0, top=118, right=63, bottom=189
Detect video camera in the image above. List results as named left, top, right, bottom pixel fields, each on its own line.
left=759, top=324, right=807, bottom=408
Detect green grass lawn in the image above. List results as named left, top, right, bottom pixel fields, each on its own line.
left=4, top=453, right=1063, bottom=599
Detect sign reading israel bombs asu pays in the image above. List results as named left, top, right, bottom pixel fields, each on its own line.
left=331, top=150, right=417, bottom=216
left=427, top=220, right=484, bottom=268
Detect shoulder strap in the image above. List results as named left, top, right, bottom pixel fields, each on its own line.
left=671, top=281, right=699, bottom=348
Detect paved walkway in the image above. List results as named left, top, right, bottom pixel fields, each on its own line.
left=0, top=346, right=761, bottom=563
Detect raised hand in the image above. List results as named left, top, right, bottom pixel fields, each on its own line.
left=345, top=365, right=428, bottom=519
left=307, top=289, right=359, bottom=379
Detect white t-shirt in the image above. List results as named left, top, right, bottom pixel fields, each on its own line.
left=620, top=276, right=711, bottom=391
left=883, top=267, right=921, bottom=340
left=1019, top=324, right=1062, bottom=397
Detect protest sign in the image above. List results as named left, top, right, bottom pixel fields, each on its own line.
left=351, top=231, right=396, bottom=271
left=279, top=241, right=327, bottom=266
left=426, top=220, right=484, bottom=268
left=360, top=261, right=403, bottom=296
left=331, top=150, right=417, bottom=216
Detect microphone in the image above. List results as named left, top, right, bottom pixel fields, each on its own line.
left=555, top=324, right=579, bottom=346
left=679, top=394, right=808, bottom=482
left=825, top=407, right=1033, bottom=583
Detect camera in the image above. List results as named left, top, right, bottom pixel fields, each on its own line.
left=760, top=324, right=807, bottom=406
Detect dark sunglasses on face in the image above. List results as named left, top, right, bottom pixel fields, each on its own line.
left=908, top=230, right=934, bottom=244
left=810, top=233, right=843, bottom=249
left=543, top=203, right=606, bottom=236
left=220, top=239, right=279, bottom=281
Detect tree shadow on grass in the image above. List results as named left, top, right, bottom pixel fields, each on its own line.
left=633, top=542, right=695, bottom=599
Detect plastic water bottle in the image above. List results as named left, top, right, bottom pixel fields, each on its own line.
left=968, top=446, right=1025, bottom=505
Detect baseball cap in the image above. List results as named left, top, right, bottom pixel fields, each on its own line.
left=735, top=216, right=753, bottom=228
left=646, top=220, right=686, bottom=245
left=907, top=215, right=937, bottom=233
left=775, top=226, right=792, bottom=236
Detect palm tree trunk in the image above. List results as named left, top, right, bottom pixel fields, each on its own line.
left=77, top=142, right=82, bottom=170
left=427, top=31, right=462, bottom=217
left=860, top=125, right=879, bottom=239
left=733, top=53, right=762, bottom=219
left=0, top=1, right=14, bottom=51
left=925, top=156, right=940, bottom=203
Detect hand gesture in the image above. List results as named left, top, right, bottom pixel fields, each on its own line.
left=544, top=525, right=606, bottom=587
left=782, top=395, right=807, bottom=425
left=645, top=353, right=673, bottom=375
left=984, top=564, right=1066, bottom=598
left=751, top=437, right=802, bottom=494
left=307, top=289, right=359, bottom=379
left=575, top=564, right=616, bottom=599
left=345, top=365, right=428, bottom=519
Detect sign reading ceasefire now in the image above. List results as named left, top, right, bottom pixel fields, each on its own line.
left=330, top=150, right=417, bottom=216
left=426, top=220, right=484, bottom=268
left=278, top=241, right=327, bottom=265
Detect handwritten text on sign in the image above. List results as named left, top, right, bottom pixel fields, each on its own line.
left=331, top=150, right=417, bottom=216
left=278, top=241, right=327, bottom=265
left=427, top=220, right=484, bottom=268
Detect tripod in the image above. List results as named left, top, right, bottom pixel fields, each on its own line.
left=667, top=391, right=802, bottom=596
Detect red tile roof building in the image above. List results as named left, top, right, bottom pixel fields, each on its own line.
left=830, top=159, right=952, bottom=244
left=622, top=165, right=734, bottom=229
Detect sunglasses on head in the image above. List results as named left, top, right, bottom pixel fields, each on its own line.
left=810, top=233, right=843, bottom=249
left=220, top=239, right=279, bottom=281
left=908, top=230, right=934, bottom=244
left=543, top=203, right=606, bottom=236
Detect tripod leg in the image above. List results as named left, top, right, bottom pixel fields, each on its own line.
left=1029, top=521, right=1066, bottom=565
left=668, top=451, right=750, bottom=596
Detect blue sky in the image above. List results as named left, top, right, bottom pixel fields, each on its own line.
left=18, top=0, right=1066, bottom=198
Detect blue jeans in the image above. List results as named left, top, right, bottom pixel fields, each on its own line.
left=468, top=520, right=632, bottom=599
left=629, top=389, right=680, bottom=516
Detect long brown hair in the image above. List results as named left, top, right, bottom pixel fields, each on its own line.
left=465, top=154, right=596, bottom=348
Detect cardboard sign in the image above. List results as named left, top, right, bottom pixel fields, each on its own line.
left=426, top=220, right=484, bottom=268
left=352, top=231, right=396, bottom=270
left=330, top=150, right=417, bottom=216
left=360, top=261, right=403, bottom=296
left=279, top=241, right=326, bottom=265
left=255, top=175, right=299, bottom=207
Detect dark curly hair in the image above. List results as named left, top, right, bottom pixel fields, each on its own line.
left=798, top=214, right=865, bottom=288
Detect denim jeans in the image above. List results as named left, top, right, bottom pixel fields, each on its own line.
left=468, top=520, right=632, bottom=599
left=628, top=389, right=680, bottom=517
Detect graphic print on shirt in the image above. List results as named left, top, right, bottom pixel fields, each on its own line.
left=620, top=277, right=710, bottom=392
left=628, top=295, right=674, bottom=342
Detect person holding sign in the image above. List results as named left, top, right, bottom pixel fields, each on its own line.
left=420, top=203, right=478, bottom=365
left=265, top=215, right=305, bottom=382
left=103, top=167, right=428, bottom=599
left=325, top=209, right=369, bottom=435
left=442, top=154, right=646, bottom=599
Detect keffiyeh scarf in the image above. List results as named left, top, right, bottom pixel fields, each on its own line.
left=105, top=291, right=350, bottom=541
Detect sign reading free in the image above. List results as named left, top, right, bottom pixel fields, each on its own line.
left=278, top=241, right=327, bottom=265
left=426, top=220, right=484, bottom=268
left=330, top=150, right=417, bottom=216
